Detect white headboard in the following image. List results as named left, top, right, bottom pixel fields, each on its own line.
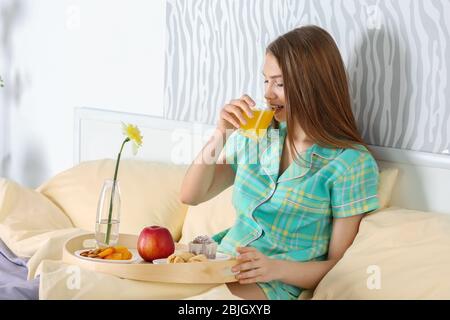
left=74, top=107, right=450, bottom=215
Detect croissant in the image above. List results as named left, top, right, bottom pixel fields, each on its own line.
left=166, top=253, right=177, bottom=264
left=188, top=254, right=207, bottom=263
left=173, top=256, right=185, bottom=263
left=178, top=252, right=195, bottom=261
left=166, top=252, right=207, bottom=263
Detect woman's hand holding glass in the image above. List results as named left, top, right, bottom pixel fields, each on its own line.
left=232, top=247, right=280, bottom=284
left=216, top=95, right=255, bottom=134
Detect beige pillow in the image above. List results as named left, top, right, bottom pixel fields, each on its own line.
left=179, top=168, right=398, bottom=243
left=311, top=207, right=450, bottom=299
left=179, top=186, right=235, bottom=244
left=377, top=168, right=399, bottom=210
left=37, top=160, right=189, bottom=241
left=0, top=178, right=73, bottom=257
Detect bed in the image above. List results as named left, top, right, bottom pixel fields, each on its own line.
left=0, top=107, right=449, bottom=300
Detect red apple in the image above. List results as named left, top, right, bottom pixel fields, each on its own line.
left=137, top=226, right=175, bottom=262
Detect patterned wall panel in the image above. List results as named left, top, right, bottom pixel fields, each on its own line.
left=165, top=0, right=450, bottom=154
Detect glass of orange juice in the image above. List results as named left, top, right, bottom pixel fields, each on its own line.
left=239, top=99, right=275, bottom=140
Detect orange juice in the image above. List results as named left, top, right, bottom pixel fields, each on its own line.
left=240, top=109, right=275, bottom=139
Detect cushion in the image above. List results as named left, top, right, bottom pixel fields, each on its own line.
left=311, top=207, right=450, bottom=299
left=376, top=168, right=399, bottom=210
left=179, top=186, right=235, bottom=244
left=179, top=168, right=398, bottom=244
left=0, top=178, right=73, bottom=257
left=37, top=160, right=189, bottom=241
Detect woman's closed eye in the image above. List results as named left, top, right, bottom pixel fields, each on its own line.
left=264, top=80, right=284, bottom=87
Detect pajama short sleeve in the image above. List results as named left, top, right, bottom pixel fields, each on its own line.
left=331, top=151, right=381, bottom=218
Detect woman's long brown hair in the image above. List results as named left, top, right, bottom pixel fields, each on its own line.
left=267, top=26, right=369, bottom=165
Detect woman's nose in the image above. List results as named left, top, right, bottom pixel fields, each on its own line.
left=264, top=88, right=276, bottom=101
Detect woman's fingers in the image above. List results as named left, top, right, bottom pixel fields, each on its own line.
left=240, top=94, right=256, bottom=109
left=236, top=268, right=265, bottom=284
left=232, top=249, right=261, bottom=272
left=237, top=268, right=259, bottom=280
left=230, top=99, right=254, bottom=118
left=232, top=246, right=274, bottom=284
left=224, top=104, right=247, bottom=126
left=236, top=246, right=258, bottom=253
left=237, top=252, right=258, bottom=263
left=216, top=94, right=256, bottom=133
left=233, top=260, right=257, bottom=272
left=220, top=109, right=240, bottom=128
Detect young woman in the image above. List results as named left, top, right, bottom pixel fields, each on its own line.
left=180, top=25, right=380, bottom=300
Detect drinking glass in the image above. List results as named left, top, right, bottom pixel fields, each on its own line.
left=238, top=99, right=275, bottom=140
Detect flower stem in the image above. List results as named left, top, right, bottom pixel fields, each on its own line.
left=104, top=137, right=129, bottom=245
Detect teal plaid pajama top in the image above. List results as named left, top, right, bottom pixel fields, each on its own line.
left=212, top=122, right=381, bottom=300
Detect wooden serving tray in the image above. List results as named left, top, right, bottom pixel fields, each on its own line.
left=62, top=233, right=238, bottom=284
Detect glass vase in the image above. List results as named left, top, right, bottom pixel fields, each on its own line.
left=95, top=179, right=121, bottom=247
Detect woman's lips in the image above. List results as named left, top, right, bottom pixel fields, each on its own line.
left=270, top=105, right=284, bottom=111
left=272, top=105, right=284, bottom=113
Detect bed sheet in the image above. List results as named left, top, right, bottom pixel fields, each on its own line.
left=0, top=239, right=39, bottom=300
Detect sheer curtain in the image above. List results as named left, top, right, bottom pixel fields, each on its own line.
left=0, top=0, right=24, bottom=178
left=0, top=93, right=10, bottom=178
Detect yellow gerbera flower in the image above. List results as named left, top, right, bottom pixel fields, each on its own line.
left=122, top=122, right=143, bottom=155
left=122, top=122, right=143, bottom=145
left=104, top=122, right=144, bottom=245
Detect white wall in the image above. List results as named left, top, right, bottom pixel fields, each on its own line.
left=0, top=0, right=166, bottom=187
